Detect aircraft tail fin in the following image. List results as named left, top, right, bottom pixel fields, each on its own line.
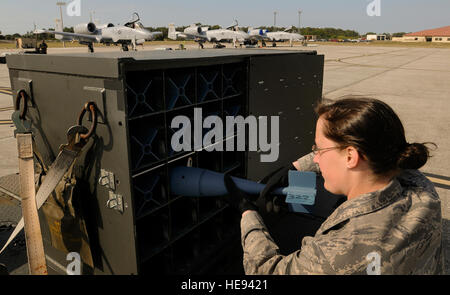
left=168, top=23, right=177, bottom=40
left=54, top=19, right=65, bottom=40
left=284, top=25, right=293, bottom=32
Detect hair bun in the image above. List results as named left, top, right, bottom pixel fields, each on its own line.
left=397, top=143, right=430, bottom=170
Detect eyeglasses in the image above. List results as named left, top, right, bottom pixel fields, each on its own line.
left=311, top=144, right=343, bottom=156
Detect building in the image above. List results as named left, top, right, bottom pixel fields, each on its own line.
left=401, top=26, right=450, bottom=42
left=366, top=34, right=387, bottom=41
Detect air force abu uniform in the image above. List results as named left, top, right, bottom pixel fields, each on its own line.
left=240, top=153, right=444, bottom=274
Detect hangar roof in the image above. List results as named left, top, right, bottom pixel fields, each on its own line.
left=405, top=26, right=450, bottom=37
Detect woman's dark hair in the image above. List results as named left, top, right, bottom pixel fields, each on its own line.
left=315, top=97, right=436, bottom=175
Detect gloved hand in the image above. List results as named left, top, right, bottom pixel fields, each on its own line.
left=223, top=174, right=259, bottom=214
left=260, top=163, right=296, bottom=213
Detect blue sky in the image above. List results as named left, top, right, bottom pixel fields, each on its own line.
left=0, top=0, right=449, bottom=35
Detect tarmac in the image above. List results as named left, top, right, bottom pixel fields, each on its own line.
left=0, top=42, right=449, bottom=274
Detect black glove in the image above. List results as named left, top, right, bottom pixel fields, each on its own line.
left=260, top=163, right=296, bottom=213
left=223, top=174, right=259, bottom=214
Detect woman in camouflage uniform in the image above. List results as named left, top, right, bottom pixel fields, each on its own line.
left=225, top=97, right=444, bottom=275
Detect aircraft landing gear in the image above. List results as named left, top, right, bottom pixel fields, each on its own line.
left=88, top=43, right=94, bottom=53
left=272, top=42, right=277, bottom=47
left=213, top=43, right=225, bottom=49
left=122, top=44, right=129, bottom=51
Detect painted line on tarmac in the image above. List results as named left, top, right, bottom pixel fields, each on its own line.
left=0, top=106, right=14, bottom=111
left=424, top=173, right=450, bottom=190
left=323, top=52, right=431, bottom=96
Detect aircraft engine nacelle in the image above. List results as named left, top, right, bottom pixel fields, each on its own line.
left=184, top=26, right=202, bottom=35
left=74, top=22, right=97, bottom=34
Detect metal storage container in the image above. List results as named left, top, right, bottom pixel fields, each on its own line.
left=6, top=49, right=329, bottom=274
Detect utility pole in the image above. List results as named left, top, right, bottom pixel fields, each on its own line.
left=91, top=11, right=96, bottom=24
left=56, top=2, right=66, bottom=47
left=33, top=22, right=37, bottom=41
left=274, top=11, right=278, bottom=27
left=298, top=10, right=302, bottom=33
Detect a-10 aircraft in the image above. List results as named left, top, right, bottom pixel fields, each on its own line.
left=35, top=13, right=161, bottom=52
left=168, top=20, right=249, bottom=48
left=248, top=26, right=304, bottom=47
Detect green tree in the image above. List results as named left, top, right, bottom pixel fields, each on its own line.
left=39, top=28, right=56, bottom=41
left=63, top=27, right=74, bottom=33
left=296, top=27, right=359, bottom=39
left=145, top=26, right=168, bottom=40
left=22, top=31, right=35, bottom=38
left=176, top=26, right=188, bottom=32
left=392, top=32, right=406, bottom=37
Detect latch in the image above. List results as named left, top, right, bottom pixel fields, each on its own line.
left=99, top=169, right=126, bottom=213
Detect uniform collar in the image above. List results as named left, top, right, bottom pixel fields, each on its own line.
left=317, top=177, right=403, bottom=235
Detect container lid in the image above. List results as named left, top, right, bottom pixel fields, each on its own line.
left=6, top=49, right=317, bottom=78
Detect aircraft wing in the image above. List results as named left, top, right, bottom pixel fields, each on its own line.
left=34, top=30, right=101, bottom=42
left=178, top=31, right=208, bottom=41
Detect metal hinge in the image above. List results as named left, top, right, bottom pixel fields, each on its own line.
left=98, top=169, right=115, bottom=190
left=106, top=191, right=124, bottom=213
left=99, top=169, right=126, bottom=213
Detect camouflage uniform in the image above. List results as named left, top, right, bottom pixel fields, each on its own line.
left=240, top=153, right=444, bottom=274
